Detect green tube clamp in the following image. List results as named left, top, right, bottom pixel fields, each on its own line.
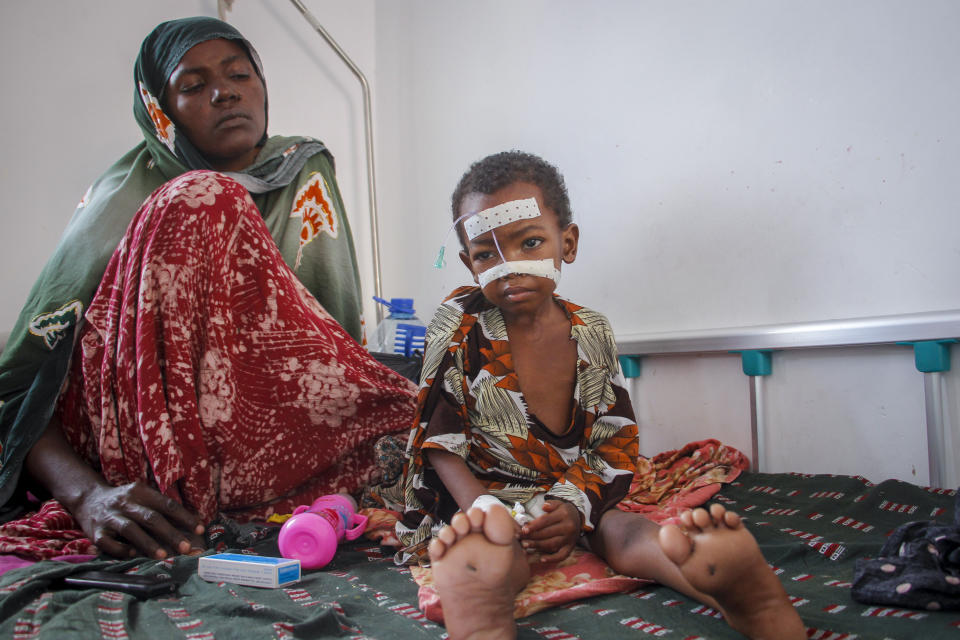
left=618, top=355, right=642, bottom=378
left=731, top=350, right=773, bottom=376
left=897, top=339, right=957, bottom=373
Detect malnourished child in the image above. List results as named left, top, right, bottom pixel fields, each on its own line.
left=392, top=150, right=805, bottom=640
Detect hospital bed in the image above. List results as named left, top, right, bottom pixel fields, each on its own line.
left=0, top=310, right=956, bottom=639
left=0, top=470, right=955, bottom=638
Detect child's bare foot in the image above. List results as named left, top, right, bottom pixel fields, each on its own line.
left=429, top=505, right=530, bottom=640
left=659, top=504, right=806, bottom=640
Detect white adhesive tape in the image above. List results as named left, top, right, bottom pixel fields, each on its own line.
left=464, top=198, right=541, bottom=240
left=509, top=502, right=534, bottom=526
left=471, top=494, right=505, bottom=513
left=477, top=259, right=561, bottom=288
left=469, top=495, right=535, bottom=525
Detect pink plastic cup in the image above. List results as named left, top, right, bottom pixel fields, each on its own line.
left=278, top=494, right=368, bottom=569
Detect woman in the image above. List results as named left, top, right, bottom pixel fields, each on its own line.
left=0, top=17, right=416, bottom=559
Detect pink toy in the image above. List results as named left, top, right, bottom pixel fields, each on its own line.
left=277, top=494, right=368, bottom=569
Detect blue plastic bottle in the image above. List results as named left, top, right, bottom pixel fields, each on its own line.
left=368, top=297, right=426, bottom=357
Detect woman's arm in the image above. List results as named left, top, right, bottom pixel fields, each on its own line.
left=25, top=417, right=204, bottom=559
left=425, top=448, right=488, bottom=513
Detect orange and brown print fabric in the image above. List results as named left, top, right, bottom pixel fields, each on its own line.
left=394, top=286, right=639, bottom=559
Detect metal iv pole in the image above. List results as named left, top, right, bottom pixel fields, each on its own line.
left=285, top=0, right=384, bottom=324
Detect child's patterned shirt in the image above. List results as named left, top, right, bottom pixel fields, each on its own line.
left=394, top=286, right=640, bottom=561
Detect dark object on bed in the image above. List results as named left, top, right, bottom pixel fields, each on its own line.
left=63, top=570, right=178, bottom=599
left=370, top=350, right=423, bottom=383
left=852, top=490, right=960, bottom=611
left=1, top=472, right=957, bottom=638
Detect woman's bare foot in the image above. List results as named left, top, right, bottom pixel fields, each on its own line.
left=429, top=505, right=530, bottom=640
left=659, top=504, right=806, bottom=640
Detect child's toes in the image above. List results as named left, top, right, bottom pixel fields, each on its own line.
left=436, top=524, right=458, bottom=547
left=677, top=509, right=696, bottom=530
left=708, top=503, right=727, bottom=522
left=450, top=512, right=472, bottom=536
left=721, top=509, right=742, bottom=529
left=466, top=507, right=486, bottom=531
left=690, top=508, right=714, bottom=530
left=659, top=524, right=694, bottom=565
left=428, top=537, right=448, bottom=560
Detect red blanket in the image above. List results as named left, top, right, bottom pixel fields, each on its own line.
left=0, top=501, right=96, bottom=560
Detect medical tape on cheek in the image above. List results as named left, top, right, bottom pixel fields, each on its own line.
left=463, top=197, right=541, bottom=240
left=477, top=259, right=561, bottom=288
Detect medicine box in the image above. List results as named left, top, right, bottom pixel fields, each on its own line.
left=198, top=553, right=301, bottom=588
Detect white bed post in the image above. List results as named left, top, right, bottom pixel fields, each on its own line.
left=749, top=375, right=765, bottom=473
left=739, top=351, right=772, bottom=473
left=923, top=371, right=946, bottom=488
left=905, top=339, right=956, bottom=489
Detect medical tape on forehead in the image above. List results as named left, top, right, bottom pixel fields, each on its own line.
left=463, top=197, right=541, bottom=240
left=477, top=259, right=561, bottom=288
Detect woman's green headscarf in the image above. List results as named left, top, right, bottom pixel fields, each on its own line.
left=135, top=16, right=268, bottom=173
left=0, top=17, right=365, bottom=507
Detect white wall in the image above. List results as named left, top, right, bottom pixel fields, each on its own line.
left=2, top=2, right=957, bottom=484
left=373, top=1, right=960, bottom=334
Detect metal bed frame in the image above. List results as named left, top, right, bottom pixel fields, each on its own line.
left=617, top=309, right=960, bottom=486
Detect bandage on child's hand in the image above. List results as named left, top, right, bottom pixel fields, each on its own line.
left=469, top=494, right=524, bottom=532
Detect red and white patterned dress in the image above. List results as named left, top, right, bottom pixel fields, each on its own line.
left=56, top=171, right=417, bottom=523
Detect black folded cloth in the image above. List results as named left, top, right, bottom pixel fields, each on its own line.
left=853, top=490, right=960, bottom=611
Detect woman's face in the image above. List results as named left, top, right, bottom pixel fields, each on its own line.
left=164, top=38, right=266, bottom=172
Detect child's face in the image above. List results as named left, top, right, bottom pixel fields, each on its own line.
left=458, top=181, right=578, bottom=315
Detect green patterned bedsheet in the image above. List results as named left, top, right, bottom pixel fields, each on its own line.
left=0, top=472, right=956, bottom=639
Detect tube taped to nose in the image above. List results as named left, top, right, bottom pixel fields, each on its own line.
left=477, top=259, right=561, bottom=288
left=464, top=197, right=541, bottom=240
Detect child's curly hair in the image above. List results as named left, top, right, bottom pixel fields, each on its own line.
left=451, top=151, right=573, bottom=247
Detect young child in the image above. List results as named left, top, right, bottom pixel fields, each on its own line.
left=393, top=151, right=805, bottom=640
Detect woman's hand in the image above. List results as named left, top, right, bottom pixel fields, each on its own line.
left=519, top=499, right=581, bottom=563
left=69, top=481, right=205, bottom=559
left=25, top=418, right=204, bottom=559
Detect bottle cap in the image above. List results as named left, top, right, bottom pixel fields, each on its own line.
left=373, top=297, right=415, bottom=315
